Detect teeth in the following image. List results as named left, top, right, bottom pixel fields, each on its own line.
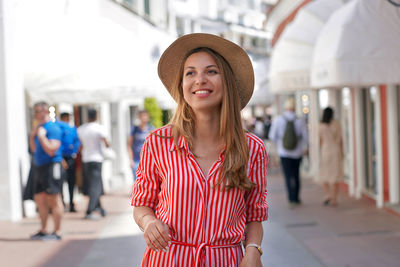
left=195, top=90, right=210, bottom=94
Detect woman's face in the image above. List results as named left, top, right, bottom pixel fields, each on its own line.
left=182, top=51, right=223, bottom=113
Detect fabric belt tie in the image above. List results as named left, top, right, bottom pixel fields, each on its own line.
left=171, top=240, right=241, bottom=267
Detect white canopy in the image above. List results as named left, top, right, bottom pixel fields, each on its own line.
left=21, top=10, right=175, bottom=107
left=311, top=0, right=400, bottom=88
left=268, top=0, right=344, bottom=93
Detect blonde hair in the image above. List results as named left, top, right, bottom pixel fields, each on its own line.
left=168, top=47, right=254, bottom=191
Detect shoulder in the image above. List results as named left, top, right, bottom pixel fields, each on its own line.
left=45, top=121, right=61, bottom=132
left=332, top=120, right=341, bottom=129
left=246, top=132, right=267, bottom=158
left=130, top=125, right=137, bottom=132
left=146, top=125, right=173, bottom=142
left=142, top=125, right=173, bottom=152
left=150, top=125, right=172, bottom=136
left=77, top=124, right=85, bottom=131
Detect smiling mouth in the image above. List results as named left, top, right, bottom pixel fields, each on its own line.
left=193, top=89, right=212, bottom=95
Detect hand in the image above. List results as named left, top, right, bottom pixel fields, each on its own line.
left=143, top=217, right=171, bottom=252
left=240, top=248, right=262, bottom=267
left=37, top=126, right=47, bottom=138
left=62, top=159, right=68, bottom=170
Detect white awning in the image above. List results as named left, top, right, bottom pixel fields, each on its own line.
left=21, top=10, right=175, bottom=107
left=268, top=0, right=344, bottom=93
left=311, top=0, right=400, bottom=88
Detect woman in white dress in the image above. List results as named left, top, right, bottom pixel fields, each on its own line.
left=318, top=107, right=344, bottom=206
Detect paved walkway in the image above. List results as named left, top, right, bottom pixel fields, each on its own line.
left=1, top=169, right=400, bottom=267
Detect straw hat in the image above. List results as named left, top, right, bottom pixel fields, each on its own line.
left=157, top=33, right=254, bottom=109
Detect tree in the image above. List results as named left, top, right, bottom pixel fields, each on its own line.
left=144, top=97, right=163, bottom=128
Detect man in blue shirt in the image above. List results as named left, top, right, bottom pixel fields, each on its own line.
left=127, top=110, right=154, bottom=181
left=29, top=101, right=63, bottom=240
left=58, top=112, right=80, bottom=212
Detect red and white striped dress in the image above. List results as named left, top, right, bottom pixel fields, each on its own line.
left=131, top=125, right=268, bottom=267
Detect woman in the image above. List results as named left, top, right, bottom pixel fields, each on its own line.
left=131, top=33, right=268, bottom=267
left=318, top=107, right=344, bottom=206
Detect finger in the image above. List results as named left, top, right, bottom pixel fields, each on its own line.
left=156, top=224, right=171, bottom=247
left=148, top=230, right=167, bottom=251
left=143, top=234, right=158, bottom=251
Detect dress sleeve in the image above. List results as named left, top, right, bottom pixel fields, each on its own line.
left=131, top=136, right=160, bottom=209
left=245, top=144, right=268, bottom=222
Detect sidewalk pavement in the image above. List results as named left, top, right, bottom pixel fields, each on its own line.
left=1, top=168, right=400, bottom=267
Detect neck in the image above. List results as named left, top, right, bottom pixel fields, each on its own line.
left=193, top=112, right=221, bottom=145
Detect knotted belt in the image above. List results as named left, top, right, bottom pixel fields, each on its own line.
left=170, top=240, right=241, bottom=267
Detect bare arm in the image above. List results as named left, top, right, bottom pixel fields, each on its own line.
left=102, top=137, right=110, bottom=148
left=38, top=135, right=61, bottom=157
left=29, top=128, right=37, bottom=153
left=133, top=206, right=171, bottom=252
left=240, top=221, right=263, bottom=267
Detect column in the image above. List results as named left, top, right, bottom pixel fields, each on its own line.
left=308, top=89, right=319, bottom=180
left=387, top=84, right=399, bottom=204
left=353, top=87, right=365, bottom=199
left=375, top=87, right=384, bottom=208
left=0, top=0, right=30, bottom=221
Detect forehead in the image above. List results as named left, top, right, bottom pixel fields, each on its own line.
left=34, top=105, right=47, bottom=111
left=184, top=51, right=217, bottom=67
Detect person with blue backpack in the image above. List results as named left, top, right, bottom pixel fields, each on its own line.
left=268, top=98, right=308, bottom=208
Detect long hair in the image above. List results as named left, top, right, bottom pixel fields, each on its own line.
left=321, top=107, right=334, bottom=124
left=168, top=47, right=254, bottom=191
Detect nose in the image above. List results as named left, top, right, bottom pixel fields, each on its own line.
left=195, top=72, right=207, bottom=84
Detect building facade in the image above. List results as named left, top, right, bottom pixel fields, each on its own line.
left=266, top=0, right=400, bottom=213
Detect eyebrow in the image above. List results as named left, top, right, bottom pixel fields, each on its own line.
left=184, top=65, right=218, bottom=69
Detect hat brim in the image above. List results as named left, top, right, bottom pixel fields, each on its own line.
left=157, top=33, right=254, bottom=109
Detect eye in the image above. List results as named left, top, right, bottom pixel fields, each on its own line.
left=208, top=69, right=218, bottom=75
left=185, top=71, right=194, bottom=76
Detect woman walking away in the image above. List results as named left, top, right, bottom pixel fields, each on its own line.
left=318, top=107, right=344, bottom=206
left=131, top=33, right=268, bottom=267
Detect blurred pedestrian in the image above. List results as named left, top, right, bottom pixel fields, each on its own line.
left=58, top=112, right=80, bottom=212
left=254, top=116, right=265, bottom=139
left=263, top=114, right=272, bottom=140
left=78, top=109, right=109, bottom=220
left=268, top=98, right=308, bottom=208
left=29, top=101, right=64, bottom=240
left=127, top=110, right=154, bottom=181
left=318, top=107, right=344, bottom=206
left=131, top=33, right=268, bottom=267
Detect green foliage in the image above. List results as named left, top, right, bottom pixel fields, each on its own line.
left=144, top=97, right=163, bottom=128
